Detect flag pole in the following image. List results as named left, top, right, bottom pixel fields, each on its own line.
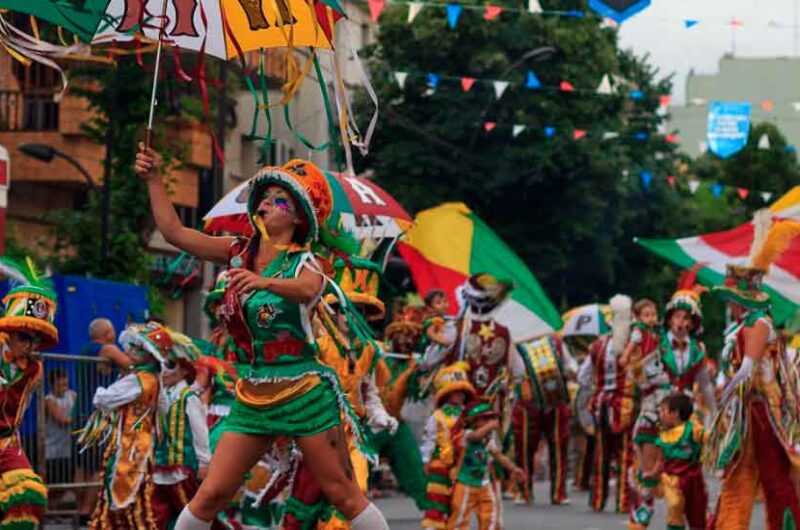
left=145, top=0, right=169, bottom=147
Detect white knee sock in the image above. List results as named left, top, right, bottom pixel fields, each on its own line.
left=174, top=506, right=212, bottom=530
left=349, top=502, right=390, bottom=530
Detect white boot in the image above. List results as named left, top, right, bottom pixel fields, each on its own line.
left=174, top=507, right=212, bottom=530
left=349, top=503, right=390, bottom=530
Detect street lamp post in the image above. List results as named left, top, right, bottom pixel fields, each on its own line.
left=18, top=142, right=109, bottom=266
left=18, top=143, right=98, bottom=190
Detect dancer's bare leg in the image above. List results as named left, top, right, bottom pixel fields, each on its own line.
left=183, top=432, right=271, bottom=521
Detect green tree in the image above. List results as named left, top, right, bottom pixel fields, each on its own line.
left=359, top=0, right=696, bottom=308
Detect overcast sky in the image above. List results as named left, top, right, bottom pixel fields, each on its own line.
left=618, top=0, right=799, bottom=104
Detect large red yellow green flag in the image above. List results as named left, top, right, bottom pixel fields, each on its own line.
left=398, top=202, right=563, bottom=342
left=637, top=186, right=800, bottom=324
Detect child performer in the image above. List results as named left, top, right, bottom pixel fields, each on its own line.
left=447, top=399, right=525, bottom=530
left=152, top=354, right=210, bottom=529
left=654, top=394, right=707, bottom=530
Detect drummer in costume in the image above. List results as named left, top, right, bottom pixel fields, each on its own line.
left=0, top=257, right=55, bottom=530
left=80, top=323, right=176, bottom=530
left=706, top=211, right=800, bottom=529
left=421, top=363, right=476, bottom=530
left=374, top=306, right=430, bottom=511
left=577, top=295, right=636, bottom=513
left=512, top=334, right=577, bottom=505
left=307, top=256, right=398, bottom=529
left=136, top=147, right=389, bottom=530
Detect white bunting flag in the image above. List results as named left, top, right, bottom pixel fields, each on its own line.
left=596, top=74, right=613, bottom=95
left=689, top=180, right=701, bottom=194
left=761, top=191, right=773, bottom=203
left=698, top=141, right=708, bottom=154
left=792, top=102, right=800, bottom=112
left=512, top=125, right=526, bottom=138
left=408, top=2, right=423, bottom=23
left=758, top=133, right=771, bottom=150
left=394, top=72, right=408, bottom=89
left=691, top=97, right=707, bottom=106
left=493, top=81, right=509, bottom=100
left=528, top=0, right=543, bottom=13
left=602, top=131, right=619, bottom=140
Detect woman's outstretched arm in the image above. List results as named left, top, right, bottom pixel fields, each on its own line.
left=135, top=143, right=232, bottom=264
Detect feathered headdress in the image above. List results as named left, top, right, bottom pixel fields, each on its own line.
left=609, top=294, right=632, bottom=355
left=714, top=209, right=800, bottom=309
left=0, top=256, right=58, bottom=350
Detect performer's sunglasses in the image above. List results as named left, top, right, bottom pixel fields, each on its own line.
left=13, top=331, right=42, bottom=346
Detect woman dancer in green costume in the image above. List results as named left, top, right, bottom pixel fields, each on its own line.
left=135, top=145, right=389, bottom=530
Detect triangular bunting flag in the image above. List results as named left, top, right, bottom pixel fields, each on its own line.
left=684, top=19, right=699, bottom=28
left=762, top=101, right=775, bottom=112
left=659, top=95, right=672, bottom=107
left=528, top=0, right=543, bottom=14
left=573, top=129, right=587, bottom=140
left=691, top=97, right=707, bottom=106
left=630, top=90, right=644, bottom=100
left=665, top=133, right=679, bottom=144
left=484, top=5, right=502, bottom=20
left=461, top=77, right=477, bottom=92
left=426, top=73, right=439, bottom=95
left=711, top=183, right=724, bottom=198
left=493, top=81, right=509, bottom=99
left=544, top=126, right=556, bottom=138
left=512, top=125, right=526, bottom=138
left=447, top=3, right=462, bottom=29
left=635, top=132, right=648, bottom=141
left=408, top=2, right=423, bottom=23
left=730, top=18, right=743, bottom=27
left=394, top=71, right=408, bottom=89
left=688, top=180, right=701, bottom=194
left=666, top=175, right=676, bottom=186
left=596, top=74, right=613, bottom=95
left=699, top=141, right=708, bottom=153
left=761, top=191, right=774, bottom=203
left=368, top=0, right=385, bottom=23
left=640, top=171, right=653, bottom=188
left=484, top=122, right=497, bottom=133
left=560, top=81, right=576, bottom=92
left=792, top=102, right=800, bottom=112
left=758, top=133, right=771, bottom=150
left=737, top=188, right=749, bottom=200
left=526, top=70, right=542, bottom=89
left=602, top=131, right=620, bottom=140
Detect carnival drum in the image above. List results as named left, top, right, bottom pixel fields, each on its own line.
left=517, top=336, right=569, bottom=410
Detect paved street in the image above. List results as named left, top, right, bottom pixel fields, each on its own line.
left=377, top=479, right=767, bottom=529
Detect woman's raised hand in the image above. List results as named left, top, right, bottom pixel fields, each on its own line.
left=135, top=142, right=163, bottom=182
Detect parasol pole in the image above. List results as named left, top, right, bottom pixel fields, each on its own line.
left=145, top=0, right=170, bottom=147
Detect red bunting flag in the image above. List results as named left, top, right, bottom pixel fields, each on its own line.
left=461, top=77, right=477, bottom=92
left=762, top=101, right=774, bottom=112
left=659, top=95, right=672, bottom=107
left=665, top=133, right=679, bottom=144
left=730, top=18, right=743, bottom=27
left=560, top=81, right=576, bottom=92
left=666, top=175, right=676, bottom=186
left=484, top=5, right=503, bottom=20
left=738, top=188, right=749, bottom=200
left=484, top=122, right=497, bottom=132
left=368, top=0, right=385, bottom=22
left=573, top=129, right=587, bottom=140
